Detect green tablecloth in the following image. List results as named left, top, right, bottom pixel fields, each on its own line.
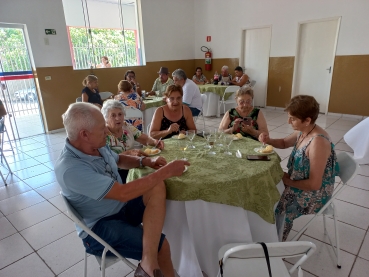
left=127, top=136, right=283, bottom=223
left=198, top=84, right=235, bottom=100
left=143, top=97, right=164, bottom=109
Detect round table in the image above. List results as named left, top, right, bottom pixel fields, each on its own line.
left=127, top=136, right=284, bottom=276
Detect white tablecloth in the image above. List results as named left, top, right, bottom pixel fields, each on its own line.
left=163, top=181, right=284, bottom=277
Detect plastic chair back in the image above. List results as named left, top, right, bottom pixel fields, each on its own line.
left=336, top=152, right=359, bottom=185
left=125, top=107, right=143, bottom=119
left=100, top=91, right=113, bottom=101
left=76, top=97, right=82, bottom=102
left=250, top=80, right=256, bottom=88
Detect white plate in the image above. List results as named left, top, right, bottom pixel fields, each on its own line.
left=172, top=135, right=187, bottom=140
left=254, top=147, right=274, bottom=155
left=233, top=136, right=242, bottom=141
left=183, top=165, right=188, bottom=173
left=145, top=149, right=161, bottom=156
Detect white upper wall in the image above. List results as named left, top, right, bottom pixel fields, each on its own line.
left=0, top=0, right=72, bottom=67
left=0, top=0, right=195, bottom=68
left=194, top=0, right=369, bottom=58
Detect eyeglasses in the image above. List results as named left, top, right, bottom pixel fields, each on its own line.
left=102, top=156, right=117, bottom=181
left=238, top=99, right=252, bottom=105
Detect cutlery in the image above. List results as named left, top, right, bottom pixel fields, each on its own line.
left=236, top=149, right=242, bottom=158
left=153, top=137, right=162, bottom=149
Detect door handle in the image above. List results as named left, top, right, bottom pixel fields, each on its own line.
left=326, top=66, right=331, bottom=73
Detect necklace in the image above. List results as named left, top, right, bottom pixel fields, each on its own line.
left=295, top=124, right=316, bottom=149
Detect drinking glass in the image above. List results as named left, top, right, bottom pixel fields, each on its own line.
left=177, top=139, right=188, bottom=161
left=155, top=90, right=160, bottom=100
left=224, top=135, right=233, bottom=155
left=186, top=130, right=196, bottom=149
left=215, top=130, right=224, bottom=147
left=207, top=134, right=216, bottom=155
left=203, top=129, right=211, bottom=149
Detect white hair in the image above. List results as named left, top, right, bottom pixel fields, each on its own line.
left=62, top=102, right=100, bottom=141
left=221, top=65, right=229, bottom=71
left=101, top=100, right=126, bottom=121
left=172, top=68, right=187, bottom=80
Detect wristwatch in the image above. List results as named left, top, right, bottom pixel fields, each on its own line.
left=139, top=156, right=146, bottom=168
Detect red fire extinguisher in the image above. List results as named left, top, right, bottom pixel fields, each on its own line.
left=201, top=46, right=212, bottom=71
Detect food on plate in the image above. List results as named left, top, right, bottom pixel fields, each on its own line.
left=178, top=133, right=186, bottom=139
left=144, top=148, right=160, bottom=155
left=259, top=145, right=273, bottom=153
left=233, top=133, right=243, bottom=139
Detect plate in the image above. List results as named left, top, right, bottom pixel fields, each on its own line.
left=172, top=135, right=187, bottom=140
left=232, top=136, right=242, bottom=141
left=145, top=149, right=161, bottom=156
left=254, top=147, right=275, bottom=155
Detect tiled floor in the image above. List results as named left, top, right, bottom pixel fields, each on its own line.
left=0, top=108, right=368, bottom=277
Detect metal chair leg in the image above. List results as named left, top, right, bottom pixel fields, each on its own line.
left=332, top=203, right=341, bottom=268
left=84, top=251, right=88, bottom=277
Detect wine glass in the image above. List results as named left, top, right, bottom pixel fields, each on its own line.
left=203, top=129, right=211, bottom=149
left=186, top=130, right=196, bottom=149
left=224, top=135, right=233, bottom=155
left=155, top=90, right=160, bottom=100
left=207, top=134, right=216, bottom=155
left=215, top=130, right=224, bottom=147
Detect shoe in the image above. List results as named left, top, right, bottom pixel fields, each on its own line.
left=134, top=263, right=164, bottom=277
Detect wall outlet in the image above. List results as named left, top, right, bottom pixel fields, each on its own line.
left=279, top=86, right=281, bottom=92
left=45, top=76, right=51, bottom=81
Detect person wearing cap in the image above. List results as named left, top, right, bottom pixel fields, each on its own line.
left=148, top=67, right=174, bottom=97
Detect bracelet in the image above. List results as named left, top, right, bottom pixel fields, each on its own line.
left=139, top=156, right=146, bottom=168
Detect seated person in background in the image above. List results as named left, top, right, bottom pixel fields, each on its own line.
left=96, top=56, right=112, bottom=68
left=192, top=67, right=208, bottom=85
left=124, top=70, right=142, bottom=96
left=229, top=66, right=250, bottom=87
left=259, top=95, right=339, bottom=241
left=55, top=102, right=189, bottom=277
left=81, top=75, right=103, bottom=108
left=115, top=80, right=145, bottom=131
left=219, top=86, right=268, bottom=140
left=172, top=69, right=202, bottom=116
left=0, top=99, right=7, bottom=119
left=218, top=65, right=232, bottom=84
left=150, top=84, right=196, bottom=140
left=148, top=67, right=174, bottom=97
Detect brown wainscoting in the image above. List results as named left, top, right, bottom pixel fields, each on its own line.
left=194, top=58, right=239, bottom=80
left=36, top=60, right=195, bottom=131
left=266, top=57, right=295, bottom=108
left=329, top=55, right=369, bottom=116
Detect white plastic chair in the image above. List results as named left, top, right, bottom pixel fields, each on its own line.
left=76, top=97, right=82, bottom=102
left=218, top=86, right=239, bottom=116
left=60, top=192, right=137, bottom=277
left=0, top=116, right=14, bottom=163
left=290, top=152, right=359, bottom=268
left=100, top=91, right=113, bottom=101
left=249, top=80, right=256, bottom=88
left=146, top=123, right=151, bottom=134
left=194, top=94, right=207, bottom=131
left=217, top=241, right=316, bottom=277
left=125, top=107, right=144, bottom=132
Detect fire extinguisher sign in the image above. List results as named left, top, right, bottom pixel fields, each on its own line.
left=206, top=36, right=211, bottom=42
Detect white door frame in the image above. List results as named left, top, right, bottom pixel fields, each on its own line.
left=240, top=25, right=272, bottom=107
left=291, top=17, right=341, bottom=114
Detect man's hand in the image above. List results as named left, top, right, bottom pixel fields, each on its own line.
left=124, top=149, right=148, bottom=157
left=162, top=159, right=191, bottom=177
left=143, top=156, right=167, bottom=169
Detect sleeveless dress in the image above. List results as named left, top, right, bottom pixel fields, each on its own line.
left=228, top=108, right=260, bottom=140
left=275, top=134, right=339, bottom=241
left=160, top=106, right=188, bottom=139
left=82, top=87, right=102, bottom=105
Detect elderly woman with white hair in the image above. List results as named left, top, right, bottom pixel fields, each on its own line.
left=101, top=100, right=164, bottom=181
left=218, top=65, right=232, bottom=84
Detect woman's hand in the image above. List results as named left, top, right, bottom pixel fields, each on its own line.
left=259, top=132, right=270, bottom=144
left=240, top=123, right=255, bottom=135
left=232, top=118, right=243, bottom=132
left=168, top=123, right=180, bottom=133
left=282, top=172, right=291, bottom=186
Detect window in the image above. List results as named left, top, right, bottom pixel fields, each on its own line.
left=62, top=0, right=144, bottom=70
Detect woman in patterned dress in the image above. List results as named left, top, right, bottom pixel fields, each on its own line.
left=259, top=95, right=339, bottom=241
left=101, top=100, right=164, bottom=181
left=115, top=80, right=146, bottom=131
left=219, top=86, right=268, bottom=140
left=192, top=67, right=208, bottom=85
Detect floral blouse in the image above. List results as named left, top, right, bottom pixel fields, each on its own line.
left=192, top=74, right=207, bottom=83
left=114, top=92, right=144, bottom=131
left=106, top=122, right=142, bottom=154
left=228, top=108, right=260, bottom=140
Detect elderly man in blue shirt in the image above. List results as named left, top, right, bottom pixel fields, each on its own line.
left=55, top=102, right=189, bottom=277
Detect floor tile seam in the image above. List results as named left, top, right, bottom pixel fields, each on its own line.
left=335, top=199, right=369, bottom=210
left=14, top=144, right=50, bottom=152
left=13, top=168, right=53, bottom=181
left=54, top=256, right=86, bottom=277
left=346, top=184, right=369, bottom=192
left=1, top=198, right=47, bottom=217
left=34, top=230, right=76, bottom=253
left=0, top=252, right=35, bottom=271
left=348, top=227, right=369, bottom=277
left=302, top=233, right=361, bottom=256
left=10, top=161, right=45, bottom=173
left=8, top=209, right=63, bottom=232
left=357, top=173, right=369, bottom=178
left=283, top=259, right=319, bottom=277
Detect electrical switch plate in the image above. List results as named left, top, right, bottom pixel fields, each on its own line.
left=45, top=76, right=51, bottom=80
